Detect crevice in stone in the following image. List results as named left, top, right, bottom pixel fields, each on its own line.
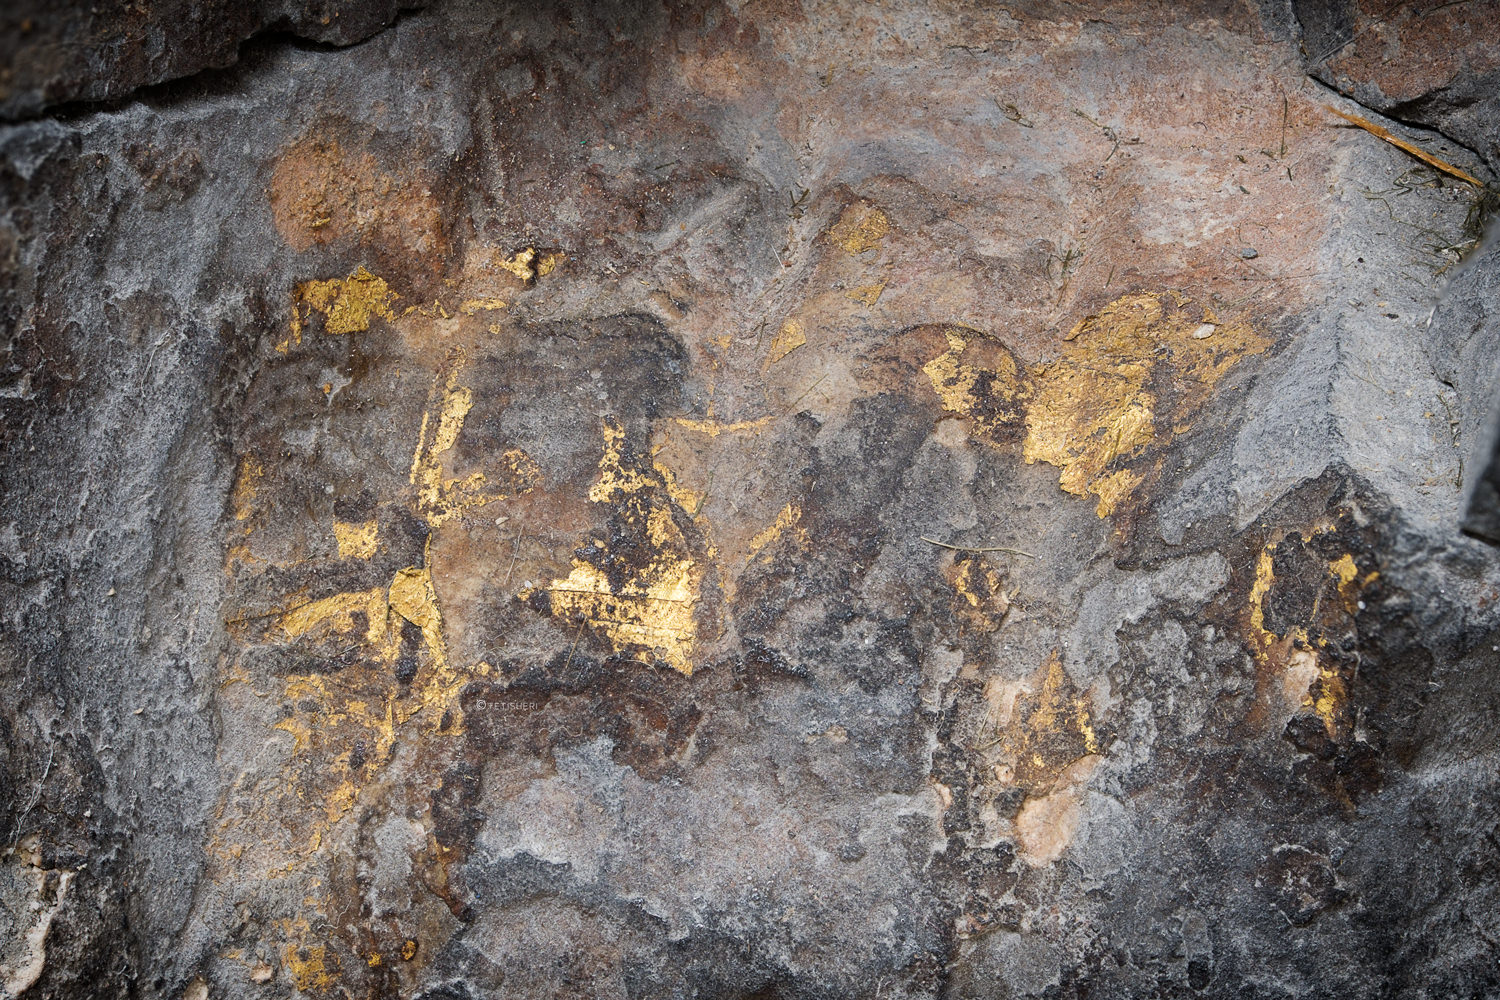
left=1302, top=74, right=1493, bottom=178
left=0, top=4, right=426, bottom=128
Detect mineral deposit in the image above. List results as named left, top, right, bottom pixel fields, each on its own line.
left=2, top=2, right=1498, bottom=998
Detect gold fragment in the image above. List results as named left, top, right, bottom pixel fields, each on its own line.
left=919, top=292, right=1268, bottom=518
left=829, top=203, right=891, bottom=254
left=766, top=319, right=807, bottom=366
left=672, top=415, right=775, bottom=437
left=409, top=349, right=539, bottom=526
left=333, top=520, right=378, bottom=559
left=282, top=266, right=396, bottom=352
left=748, top=503, right=807, bottom=560
left=532, top=420, right=704, bottom=675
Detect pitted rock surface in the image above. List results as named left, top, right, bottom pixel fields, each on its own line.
left=2, top=2, right=1498, bottom=998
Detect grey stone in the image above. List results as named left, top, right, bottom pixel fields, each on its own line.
left=2, top=3, right=1498, bottom=998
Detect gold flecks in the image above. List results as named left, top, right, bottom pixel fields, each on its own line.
left=1312, top=667, right=1347, bottom=733
left=279, top=586, right=388, bottom=646
left=917, top=294, right=1267, bottom=518
left=1078, top=712, right=1099, bottom=757
left=946, top=555, right=1010, bottom=634
left=1248, top=541, right=1279, bottom=655
left=671, top=415, right=775, bottom=437
left=219, top=353, right=532, bottom=877
left=319, top=776, right=361, bottom=830
left=493, top=247, right=565, bottom=284
left=282, top=266, right=396, bottom=352
left=1246, top=533, right=1372, bottom=739
left=920, top=328, right=1025, bottom=440
left=544, top=561, right=700, bottom=675
left=1056, top=291, right=1269, bottom=401
left=1247, top=536, right=1317, bottom=720
left=276, top=692, right=387, bottom=840
left=1039, top=292, right=1270, bottom=515
left=459, top=297, right=507, bottom=314
left=829, top=203, right=890, bottom=254
left=409, top=350, right=539, bottom=526
left=388, top=567, right=438, bottom=631
left=1329, top=553, right=1358, bottom=589
left=923, top=329, right=976, bottom=412
left=588, top=420, right=654, bottom=502
left=530, top=419, right=705, bottom=676
left=747, top=503, right=808, bottom=561
left=659, top=466, right=707, bottom=514
left=389, top=566, right=442, bottom=656
left=219, top=317, right=557, bottom=967
left=285, top=944, right=334, bottom=992
left=234, top=557, right=465, bottom=863
left=765, top=319, right=807, bottom=366
left=1021, top=654, right=1099, bottom=767
left=272, top=713, right=315, bottom=755
left=497, top=248, right=538, bottom=281
left=1084, top=468, right=1144, bottom=519
left=388, top=554, right=468, bottom=725
left=847, top=281, right=886, bottom=306
left=232, top=456, right=264, bottom=523
left=227, top=456, right=266, bottom=574
left=333, top=520, right=378, bottom=559
left=1023, top=360, right=1155, bottom=500
left=592, top=420, right=708, bottom=515
left=305, top=268, right=394, bottom=334
left=1315, top=554, right=1362, bottom=732
left=981, top=652, right=1100, bottom=792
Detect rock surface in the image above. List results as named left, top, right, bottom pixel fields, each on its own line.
left=0, top=1, right=417, bottom=121
left=1296, top=0, right=1500, bottom=168
left=2, top=2, right=1498, bottom=998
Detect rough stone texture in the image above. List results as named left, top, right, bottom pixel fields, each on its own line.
left=1437, top=232, right=1500, bottom=541
left=0, top=1, right=418, bottom=121
left=1, top=2, right=1498, bottom=998
left=1466, top=398, right=1500, bottom=541
left=1297, top=0, right=1500, bottom=551
left=1295, top=0, right=1500, bottom=169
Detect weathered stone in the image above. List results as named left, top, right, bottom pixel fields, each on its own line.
left=0, top=1, right=418, bottom=121
left=1295, top=0, right=1500, bottom=170
left=2, top=2, right=1498, bottom=998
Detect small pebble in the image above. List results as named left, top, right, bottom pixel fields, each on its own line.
left=1192, top=323, right=1217, bottom=340
left=1239, top=247, right=1259, bottom=259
